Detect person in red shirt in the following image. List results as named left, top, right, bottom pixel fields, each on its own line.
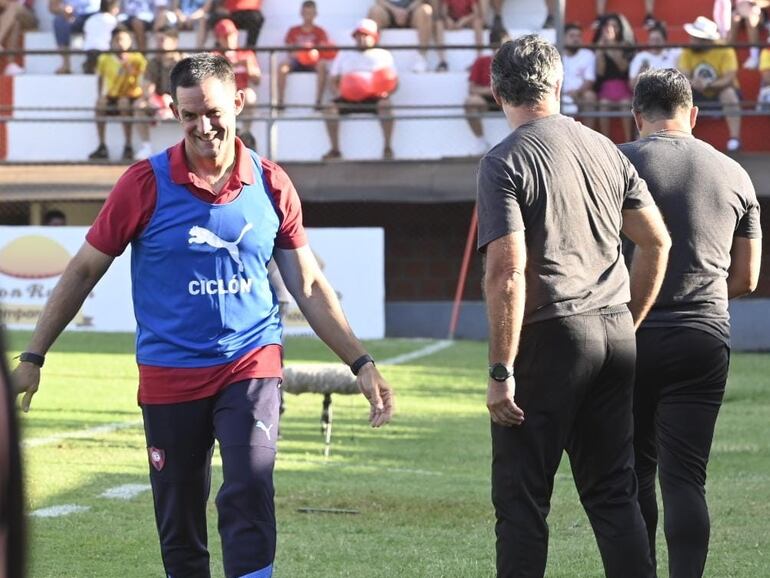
left=13, top=53, right=394, bottom=578
left=463, top=28, right=508, bottom=155
left=214, top=17, right=259, bottom=148
left=276, top=0, right=331, bottom=111
left=434, top=0, right=484, bottom=72
left=203, top=0, right=262, bottom=47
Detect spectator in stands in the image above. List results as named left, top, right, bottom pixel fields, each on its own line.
left=134, top=26, right=182, bottom=152
left=88, top=25, right=150, bottom=160
left=730, top=0, right=769, bottom=68
left=204, top=0, right=263, bottom=48
left=171, top=0, right=206, bottom=47
left=759, top=41, right=770, bottom=109
left=83, top=0, right=119, bottom=74
left=629, top=21, right=680, bottom=88
left=121, top=0, right=169, bottom=52
left=484, top=0, right=556, bottom=29
left=562, top=22, right=597, bottom=129
left=322, top=18, right=398, bottom=160
left=463, top=27, right=508, bottom=155
left=0, top=0, right=37, bottom=74
left=679, top=16, right=743, bottom=151
left=434, top=0, right=484, bottom=71
left=368, top=0, right=434, bottom=72
left=594, top=13, right=634, bottom=141
left=51, top=0, right=101, bottom=74
left=214, top=17, right=259, bottom=148
left=597, top=0, right=656, bottom=28
left=276, top=0, right=331, bottom=111
left=43, top=209, right=67, bottom=225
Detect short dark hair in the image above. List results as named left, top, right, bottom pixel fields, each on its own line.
left=301, top=0, right=316, bottom=8
left=564, top=23, right=582, bottom=34
left=43, top=209, right=66, bottom=225
left=169, top=53, right=236, bottom=101
left=632, top=68, right=693, bottom=121
left=111, top=24, right=131, bottom=38
left=491, top=34, right=561, bottom=107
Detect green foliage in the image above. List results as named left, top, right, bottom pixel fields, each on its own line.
left=9, top=332, right=770, bottom=577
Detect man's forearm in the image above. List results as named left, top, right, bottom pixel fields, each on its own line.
left=292, top=273, right=368, bottom=365
left=627, top=245, right=668, bottom=328
left=485, top=268, right=525, bottom=365
left=26, top=265, right=103, bottom=355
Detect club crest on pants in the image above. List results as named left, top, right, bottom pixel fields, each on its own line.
left=148, top=447, right=166, bottom=471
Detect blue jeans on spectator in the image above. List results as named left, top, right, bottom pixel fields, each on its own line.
left=53, top=13, right=94, bottom=47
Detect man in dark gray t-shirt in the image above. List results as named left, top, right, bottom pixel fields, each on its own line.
left=621, top=68, right=762, bottom=578
left=478, top=113, right=655, bottom=325
left=478, top=35, right=671, bottom=578
left=620, top=114, right=761, bottom=344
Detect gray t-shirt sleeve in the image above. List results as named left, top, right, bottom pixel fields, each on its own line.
left=735, top=173, right=762, bottom=239
left=476, top=154, right=525, bottom=252
left=619, top=150, right=655, bottom=210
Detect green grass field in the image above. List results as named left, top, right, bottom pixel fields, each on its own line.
left=9, top=330, right=770, bottom=578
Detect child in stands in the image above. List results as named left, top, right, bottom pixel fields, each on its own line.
left=276, top=0, right=331, bottom=111
left=88, top=25, right=150, bottom=161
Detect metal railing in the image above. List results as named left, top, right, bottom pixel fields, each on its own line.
left=1, top=39, right=768, bottom=160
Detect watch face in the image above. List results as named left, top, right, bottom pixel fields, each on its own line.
left=490, top=363, right=510, bottom=381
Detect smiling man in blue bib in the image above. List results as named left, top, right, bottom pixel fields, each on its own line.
left=13, top=53, right=395, bottom=578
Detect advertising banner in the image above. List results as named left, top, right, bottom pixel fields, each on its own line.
left=0, top=226, right=384, bottom=339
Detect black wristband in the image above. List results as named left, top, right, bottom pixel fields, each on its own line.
left=350, top=354, right=375, bottom=376
left=18, top=352, right=45, bottom=368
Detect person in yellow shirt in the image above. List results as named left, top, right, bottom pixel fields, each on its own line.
left=678, top=16, right=742, bottom=152
left=759, top=45, right=770, bottom=110
left=88, top=25, right=149, bottom=161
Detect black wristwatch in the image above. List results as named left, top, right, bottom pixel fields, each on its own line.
left=350, top=354, right=375, bottom=376
left=18, top=351, right=45, bottom=368
left=489, top=363, right=513, bottom=382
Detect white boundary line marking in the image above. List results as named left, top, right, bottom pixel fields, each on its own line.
left=100, top=484, right=152, bottom=500
left=30, top=504, right=91, bottom=518
left=22, top=420, right=143, bottom=448
left=379, top=339, right=454, bottom=366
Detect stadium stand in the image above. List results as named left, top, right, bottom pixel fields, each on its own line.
left=1, top=0, right=556, bottom=161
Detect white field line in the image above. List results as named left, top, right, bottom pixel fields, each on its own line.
left=22, top=420, right=143, bottom=448
left=100, top=484, right=152, bottom=500
left=379, top=339, right=454, bottom=366
left=30, top=504, right=90, bottom=518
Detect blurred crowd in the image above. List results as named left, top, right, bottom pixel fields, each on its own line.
left=0, top=0, right=769, bottom=159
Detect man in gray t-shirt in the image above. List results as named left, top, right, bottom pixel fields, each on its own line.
left=477, top=34, right=671, bottom=578
left=620, top=68, right=762, bottom=577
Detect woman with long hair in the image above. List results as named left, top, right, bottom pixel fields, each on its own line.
left=594, top=13, right=636, bottom=141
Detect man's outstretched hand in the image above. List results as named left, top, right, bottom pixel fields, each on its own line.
left=12, top=362, right=41, bottom=413
left=356, top=363, right=394, bottom=428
